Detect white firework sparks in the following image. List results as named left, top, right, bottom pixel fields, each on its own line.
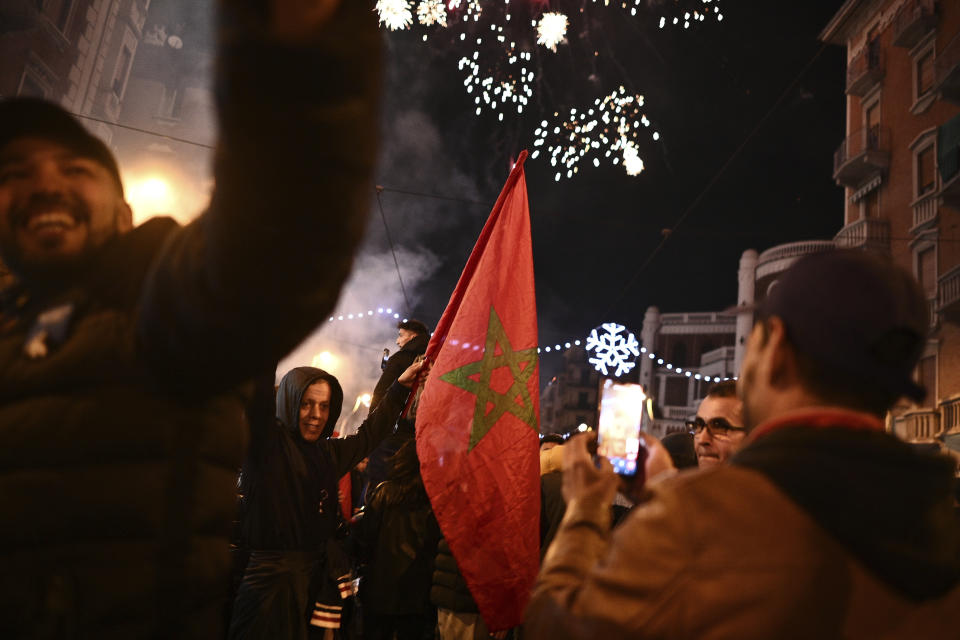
left=536, top=12, right=568, bottom=52
left=417, top=0, right=448, bottom=27
left=531, top=86, right=660, bottom=180
left=657, top=0, right=722, bottom=29
left=376, top=0, right=413, bottom=31
left=458, top=30, right=535, bottom=119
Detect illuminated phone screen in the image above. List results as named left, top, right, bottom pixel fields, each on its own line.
left=596, top=380, right=648, bottom=476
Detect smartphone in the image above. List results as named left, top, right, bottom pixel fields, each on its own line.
left=596, top=379, right=649, bottom=477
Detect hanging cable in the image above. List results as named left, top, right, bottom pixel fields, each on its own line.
left=375, top=186, right=414, bottom=317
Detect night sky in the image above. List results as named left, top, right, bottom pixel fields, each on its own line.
left=111, top=1, right=850, bottom=393
left=365, top=1, right=848, bottom=381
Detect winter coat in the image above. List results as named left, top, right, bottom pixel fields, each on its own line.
left=230, top=368, right=409, bottom=639
left=366, top=333, right=428, bottom=489
left=526, top=409, right=960, bottom=639
left=370, top=332, right=428, bottom=412
left=358, top=478, right=441, bottom=616
left=431, top=538, right=479, bottom=613
left=0, top=3, right=382, bottom=637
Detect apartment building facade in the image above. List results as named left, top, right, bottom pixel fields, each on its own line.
left=822, top=0, right=960, bottom=448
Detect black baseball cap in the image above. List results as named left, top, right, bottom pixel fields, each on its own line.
left=759, top=249, right=927, bottom=402
left=0, top=97, right=124, bottom=195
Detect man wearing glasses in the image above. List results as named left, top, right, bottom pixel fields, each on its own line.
left=525, top=251, right=960, bottom=638
left=685, top=380, right=746, bottom=468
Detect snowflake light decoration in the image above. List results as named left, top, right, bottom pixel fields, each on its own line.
left=536, top=12, right=568, bottom=52
left=417, top=0, right=447, bottom=27
left=531, top=86, right=659, bottom=180
left=376, top=0, right=413, bottom=31
left=586, top=322, right=640, bottom=377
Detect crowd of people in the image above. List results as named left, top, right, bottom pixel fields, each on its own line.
left=1, top=1, right=959, bottom=638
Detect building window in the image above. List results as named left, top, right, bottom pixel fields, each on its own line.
left=43, top=0, right=74, bottom=33
left=664, top=377, right=688, bottom=407
left=578, top=391, right=588, bottom=407
left=911, top=36, right=937, bottom=113
left=862, top=189, right=879, bottom=219
left=917, top=245, right=937, bottom=299
left=917, top=144, right=936, bottom=197
left=112, top=47, right=133, bottom=98
left=156, top=85, right=184, bottom=121
left=916, top=49, right=935, bottom=96
left=672, top=342, right=688, bottom=368
left=865, top=101, right=880, bottom=131
left=18, top=71, right=50, bottom=99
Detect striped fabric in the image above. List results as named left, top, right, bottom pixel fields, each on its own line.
left=310, top=603, right=342, bottom=629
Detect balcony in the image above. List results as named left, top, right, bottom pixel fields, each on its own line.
left=700, top=346, right=735, bottom=367
left=893, top=0, right=938, bottom=49
left=893, top=408, right=940, bottom=441
left=834, top=217, right=890, bottom=253
left=662, top=406, right=695, bottom=421
left=938, top=264, right=960, bottom=323
left=846, top=43, right=884, bottom=96
left=910, top=190, right=939, bottom=233
left=937, top=32, right=960, bottom=104
left=940, top=395, right=960, bottom=434
left=755, top=240, right=836, bottom=280
left=834, top=126, right=890, bottom=187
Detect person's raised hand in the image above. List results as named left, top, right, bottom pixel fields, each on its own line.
left=561, top=433, right=619, bottom=508
left=641, top=432, right=676, bottom=482
left=268, top=0, right=341, bottom=42
left=397, top=358, right=430, bottom=388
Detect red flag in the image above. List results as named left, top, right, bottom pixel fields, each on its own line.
left=416, top=151, right=539, bottom=631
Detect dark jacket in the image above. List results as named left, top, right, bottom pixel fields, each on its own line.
left=240, top=368, right=409, bottom=552
left=230, top=368, right=408, bottom=639
left=370, top=333, right=428, bottom=412
left=358, top=479, right=441, bottom=615
left=0, top=3, right=381, bottom=638
left=366, top=333, right=428, bottom=489
left=431, top=538, right=479, bottom=614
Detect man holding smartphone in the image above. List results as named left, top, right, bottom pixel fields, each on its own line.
left=525, top=250, right=960, bottom=639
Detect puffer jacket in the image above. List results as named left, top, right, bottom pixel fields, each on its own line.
left=526, top=410, right=960, bottom=639
left=0, top=2, right=382, bottom=637
left=431, top=538, right=479, bottom=614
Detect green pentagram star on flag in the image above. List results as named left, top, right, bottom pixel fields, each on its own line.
left=439, top=306, right=539, bottom=450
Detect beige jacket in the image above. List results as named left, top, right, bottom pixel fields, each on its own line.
left=525, top=465, right=960, bottom=639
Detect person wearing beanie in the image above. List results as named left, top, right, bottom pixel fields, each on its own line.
left=0, top=1, right=382, bottom=637
left=526, top=250, right=960, bottom=639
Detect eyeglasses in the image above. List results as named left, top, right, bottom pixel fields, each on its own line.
left=684, top=417, right=746, bottom=439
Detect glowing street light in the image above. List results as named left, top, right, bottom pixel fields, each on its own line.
left=311, top=350, right=339, bottom=372
left=125, top=175, right=176, bottom=223
left=353, top=393, right=372, bottom=412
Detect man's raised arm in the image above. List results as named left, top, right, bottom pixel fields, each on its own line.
left=137, top=0, right=381, bottom=392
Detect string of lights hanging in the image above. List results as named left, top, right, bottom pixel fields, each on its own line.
left=322, top=307, right=733, bottom=382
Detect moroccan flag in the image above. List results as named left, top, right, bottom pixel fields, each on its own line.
left=416, top=151, right=539, bottom=631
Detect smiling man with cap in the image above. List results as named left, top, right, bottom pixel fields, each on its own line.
left=525, top=249, right=960, bottom=639
left=0, top=1, right=382, bottom=636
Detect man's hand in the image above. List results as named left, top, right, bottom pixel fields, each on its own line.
left=561, top=433, right=619, bottom=507
left=269, top=0, right=341, bottom=41
left=397, top=359, right=430, bottom=388
left=641, top=432, right=676, bottom=482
